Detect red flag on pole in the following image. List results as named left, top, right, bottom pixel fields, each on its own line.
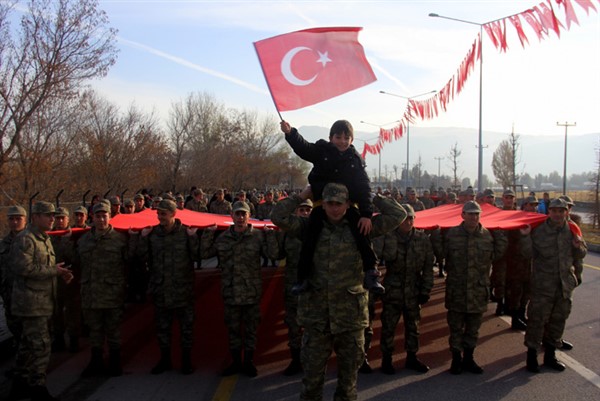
left=254, top=27, right=377, bottom=112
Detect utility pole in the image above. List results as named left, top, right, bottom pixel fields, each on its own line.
left=557, top=121, right=576, bottom=195
left=434, top=156, right=444, bottom=189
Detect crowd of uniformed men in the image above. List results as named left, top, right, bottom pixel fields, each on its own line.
left=0, top=184, right=587, bottom=401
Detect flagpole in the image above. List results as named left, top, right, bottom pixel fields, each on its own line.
left=253, top=42, right=283, bottom=121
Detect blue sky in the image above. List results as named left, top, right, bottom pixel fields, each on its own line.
left=90, top=0, right=599, bottom=178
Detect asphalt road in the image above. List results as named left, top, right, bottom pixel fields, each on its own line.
left=1, top=254, right=599, bottom=401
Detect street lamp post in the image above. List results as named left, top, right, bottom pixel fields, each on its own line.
left=379, top=90, right=436, bottom=189
left=434, top=156, right=444, bottom=189
left=359, top=121, right=399, bottom=186
left=429, top=12, right=514, bottom=192
left=557, top=121, right=576, bottom=195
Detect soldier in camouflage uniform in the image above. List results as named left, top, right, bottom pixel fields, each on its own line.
left=444, top=201, right=507, bottom=375
left=379, top=204, right=434, bottom=375
left=76, top=202, right=131, bottom=378
left=271, top=183, right=406, bottom=401
left=236, top=190, right=256, bottom=217
left=0, top=206, right=27, bottom=349
left=136, top=199, right=199, bottom=375
left=134, top=193, right=147, bottom=213
left=8, top=201, right=73, bottom=401
left=403, top=189, right=425, bottom=212
left=209, top=188, right=233, bottom=215
left=279, top=199, right=312, bottom=376
left=185, top=188, right=208, bottom=212
left=520, top=198, right=587, bottom=373
left=419, top=190, right=436, bottom=209
left=71, top=206, right=89, bottom=229
left=201, top=201, right=279, bottom=377
left=256, top=190, right=278, bottom=267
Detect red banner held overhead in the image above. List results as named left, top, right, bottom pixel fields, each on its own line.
left=254, top=27, right=377, bottom=112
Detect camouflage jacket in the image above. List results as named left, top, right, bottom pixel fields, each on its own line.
left=443, top=223, right=507, bottom=313
left=10, top=226, right=57, bottom=317
left=520, top=219, right=587, bottom=300
left=201, top=225, right=279, bottom=305
left=209, top=200, right=232, bottom=215
left=137, top=219, right=198, bottom=308
left=403, top=199, right=426, bottom=212
left=185, top=198, right=208, bottom=213
left=256, top=201, right=276, bottom=220
left=420, top=197, right=436, bottom=210
left=0, top=232, right=18, bottom=302
left=76, top=225, right=130, bottom=309
left=381, top=227, right=434, bottom=306
left=281, top=233, right=302, bottom=289
left=271, top=195, right=406, bottom=334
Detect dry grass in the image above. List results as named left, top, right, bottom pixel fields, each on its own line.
left=581, top=224, right=600, bottom=246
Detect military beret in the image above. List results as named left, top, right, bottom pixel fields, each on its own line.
left=74, top=205, right=88, bottom=215
left=483, top=188, right=495, bottom=197
left=232, top=201, right=251, bottom=213
left=156, top=199, right=176, bottom=212
left=559, top=195, right=574, bottom=206
left=7, top=205, right=27, bottom=216
left=92, top=202, right=111, bottom=214
left=109, top=196, right=120, bottom=205
left=549, top=198, right=569, bottom=210
left=176, top=195, right=185, bottom=202
left=503, top=189, right=516, bottom=197
left=298, top=199, right=313, bottom=208
left=54, top=207, right=70, bottom=217
left=447, top=192, right=457, bottom=200
left=192, top=188, right=203, bottom=196
left=462, top=201, right=482, bottom=213
left=134, top=193, right=145, bottom=201
left=124, top=199, right=135, bottom=207
left=152, top=197, right=163, bottom=203
left=32, top=201, right=55, bottom=214
left=323, top=183, right=349, bottom=203
left=160, top=193, right=176, bottom=201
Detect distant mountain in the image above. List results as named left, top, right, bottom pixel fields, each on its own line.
left=296, top=125, right=598, bottom=181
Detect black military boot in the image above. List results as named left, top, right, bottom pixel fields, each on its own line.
left=81, top=347, right=104, bottom=377
left=495, top=298, right=505, bottom=316
left=283, top=348, right=302, bottom=376
left=151, top=347, right=172, bottom=375
left=462, top=348, right=483, bottom=374
left=381, top=354, right=395, bottom=375
left=405, top=351, right=430, bottom=373
left=358, top=358, right=373, bottom=374
left=243, top=349, right=258, bottom=377
left=181, top=348, right=193, bottom=375
left=526, top=348, right=540, bottom=373
left=510, top=310, right=527, bottom=331
left=363, top=269, right=385, bottom=295
left=7, top=376, right=30, bottom=401
left=222, top=349, right=242, bottom=376
left=544, top=345, right=566, bottom=371
left=560, top=340, right=574, bottom=350
left=29, top=385, right=59, bottom=401
left=450, top=350, right=462, bottom=375
left=108, top=348, right=122, bottom=377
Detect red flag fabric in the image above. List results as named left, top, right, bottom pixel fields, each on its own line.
left=413, top=203, right=548, bottom=231
left=254, top=27, right=376, bottom=111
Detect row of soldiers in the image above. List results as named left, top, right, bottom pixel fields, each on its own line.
left=0, top=184, right=587, bottom=401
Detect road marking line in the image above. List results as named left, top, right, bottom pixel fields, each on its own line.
left=211, top=375, right=238, bottom=401
left=499, top=315, right=600, bottom=390
left=583, top=263, right=600, bottom=271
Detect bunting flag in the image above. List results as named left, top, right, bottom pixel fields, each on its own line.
left=361, top=0, right=599, bottom=158
left=254, top=27, right=376, bottom=111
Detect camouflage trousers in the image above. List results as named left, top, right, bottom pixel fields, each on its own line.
left=300, top=327, right=364, bottom=401
left=224, top=303, right=260, bottom=351
left=52, top=279, right=82, bottom=337
left=490, top=261, right=507, bottom=299
left=524, top=287, right=572, bottom=350
left=1, top=292, right=23, bottom=343
left=505, top=274, right=530, bottom=312
left=447, top=310, right=483, bottom=351
left=380, top=300, right=421, bottom=355
left=284, top=289, right=302, bottom=351
left=155, top=304, right=195, bottom=349
left=363, top=294, right=377, bottom=352
left=83, top=307, right=123, bottom=350
left=13, top=316, right=51, bottom=386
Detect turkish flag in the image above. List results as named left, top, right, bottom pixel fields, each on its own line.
left=254, top=27, right=377, bottom=111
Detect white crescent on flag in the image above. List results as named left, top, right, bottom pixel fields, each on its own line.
left=280, top=46, right=318, bottom=86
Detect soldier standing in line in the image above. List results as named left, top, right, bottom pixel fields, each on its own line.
left=109, top=196, right=121, bottom=217
left=521, top=198, right=587, bottom=373
left=76, top=202, right=131, bottom=378
left=419, top=190, right=436, bottom=209
left=279, top=198, right=312, bottom=376
left=209, top=188, right=232, bottom=215
left=444, top=201, right=507, bottom=375
left=0, top=206, right=27, bottom=354
left=256, top=190, right=278, bottom=267
left=136, top=199, right=199, bottom=375
left=271, top=184, right=405, bottom=401
left=122, top=199, right=135, bottom=214
left=133, top=193, right=147, bottom=213
left=201, top=201, right=279, bottom=377
left=379, top=204, right=434, bottom=375
left=71, top=206, right=89, bottom=229
left=8, top=201, right=73, bottom=401
left=184, top=188, right=208, bottom=212
left=175, top=195, right=185, bottom=210
left=236, top=190, right=256, bottom=217
left=403, top=189, right=425, bottom=212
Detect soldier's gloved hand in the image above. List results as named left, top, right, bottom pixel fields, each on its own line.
left=206, top=224, right=218, bottom=232
left=187, top=227, right=198, bottom=236
left=519, top=225, right=531, bottom=236
left=417, top=294, right=430, bottom=305
left=141, top=226, right=153, bottom=237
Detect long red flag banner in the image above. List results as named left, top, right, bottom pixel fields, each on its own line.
left=254, top=27, right=377, bottom=112
left=361, top=0, right=599, bottom=158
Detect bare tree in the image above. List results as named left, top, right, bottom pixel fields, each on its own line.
left=0, top=0, right=118, bottom=184
left=492, top=131, right=521, bottom=189
left=447, top=142, right=462, bottom=188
